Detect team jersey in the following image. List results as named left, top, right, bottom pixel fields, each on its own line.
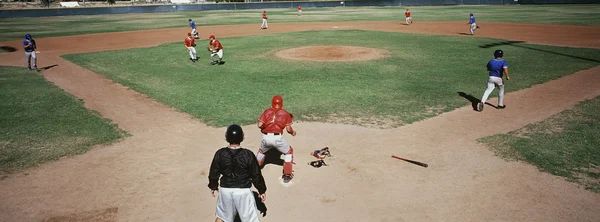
left=258, top=108, right=292, bottom=134
left=23, top=39, right=35, bottom=52
left=210, top=39, right=223, bottom=50
left=487, top=58, right=508, bottom=77
left=262, top=12, right=268, bottom=19
left=405, top=11, right=411, bottom=17
left=184, top=37, right=195, bottom=47
left=470, top=16, right=476, bottom=24
left=189, top=21, right=196, bottom=29
left=298, top=6, right=301, bottom=10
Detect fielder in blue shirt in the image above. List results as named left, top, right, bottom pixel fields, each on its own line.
left=189, top=18, right=199, bottom=39
left=22, top=33, right=38, bottom=70
left=468, top=13, right=480, bottom=35
left=479, top=49, right=510, bottom=112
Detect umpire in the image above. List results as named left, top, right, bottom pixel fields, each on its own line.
left=209, top=124, right=267, bottom=222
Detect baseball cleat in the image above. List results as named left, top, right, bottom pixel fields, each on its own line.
left=478, top=102, right=484, bottom=112
left=282, top=174, right=293, bottom=183
left=497, top=105, right=506, bottom=109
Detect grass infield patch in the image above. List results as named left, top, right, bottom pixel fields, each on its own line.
left=63, top=30, right=600, bottom=128
left=0, top=67, right=126, bottom=176
left=480, top=96, right=600, bottom=192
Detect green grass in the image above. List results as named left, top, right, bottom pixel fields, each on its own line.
left=1, top=5, right=599, bottom=41
left=62, top=30, right=600, bottom=127
left=0, top=66, right=127, bottom=176
left=480, top=96, right=600, bottom=192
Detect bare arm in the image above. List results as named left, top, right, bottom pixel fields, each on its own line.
left=286, top=125, right=296, bottom=136
left=257, top=121, right=264, bottom=130
left=504, top=67, right=510, bottom=80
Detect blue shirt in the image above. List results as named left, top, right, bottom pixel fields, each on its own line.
left=23, top=39, right=34, bottom=52
left=487, top=58, right=508, bottom=77
left=470, top=16, right=476, bottom=24
left=189, top=21, right=196, bottom=29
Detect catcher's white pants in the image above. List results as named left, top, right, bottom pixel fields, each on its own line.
left=405, top=17, right=412, bottom=24
left=211, top=49, right=223, bottom=61
left=481, top=76, right=505, bottom=106
left=261, top=19, right=268, bottom=29
left=256, top=134, right=293, bottom=175
left=470, top=23, right=477, bottom=35
left=215, top=187, right=260, bottom=222
left=187, top=47, right=197, bottom=60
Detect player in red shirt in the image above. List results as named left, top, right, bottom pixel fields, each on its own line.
left=297, top=5, right=302, bottom=16
left=207, top=34, right=224, bottom=65
left=260, top=10, right=269, bottom=30
left=256, top=95, right=297, bottom=183
left=183, top=33, right=197, bottom=63
left=405, top=8, right=412, bottom=25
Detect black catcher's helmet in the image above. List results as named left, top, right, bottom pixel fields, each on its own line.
left=494, top=49, right=504, bottom=58
left=226, top=124, right=244, bottom=144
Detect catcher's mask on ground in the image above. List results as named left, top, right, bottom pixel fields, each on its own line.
left=272, top=95, right=283, bottom=109
left=209, top=34, right=215, bottom=39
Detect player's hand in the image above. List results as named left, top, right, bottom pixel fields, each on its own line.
left=259, top=193, right=266, bottom=202
left=506, top=76, right=510, bottom=80
left=291, top=131, right=297, bottom=136
left=211, top=189, right=218, bottom=197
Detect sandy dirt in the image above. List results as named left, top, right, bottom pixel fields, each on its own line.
left=0, top=21, right=599, bottom=222
left=274, top=45, right=390, bottom=62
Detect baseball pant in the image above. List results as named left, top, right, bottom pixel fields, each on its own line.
left=191, top=28, right=198, bottom=37
left=216, top=187, right=260, bottom=222
left=25, top=51, right=37, bottom=69
left=211, top=49, right=223, bottom=62
left=405, top=17, right=412, bottom=24
left=298, top=10, right=302, bottom=16
left=470, top=23, right=477, bottom=35
left=261, top=19, right=268, bottom=29
left=256, top=134, right=293, bottom=175
left=187, top=47, right=197, bottom=60
left=481, top=76, right=505, bottom=106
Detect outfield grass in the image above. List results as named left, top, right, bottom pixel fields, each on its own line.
left=480, top=96, right=600, bottom=192
left=0, top=67, right=126, bottom=176
left=62, top=30, right=600, bottom=128
left=1, top=5, right=599, bottom=41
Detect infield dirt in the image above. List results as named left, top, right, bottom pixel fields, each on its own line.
left=0, top=21, right=599, bottom=222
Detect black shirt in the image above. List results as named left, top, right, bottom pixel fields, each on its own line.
left=208, top=147, right=267, bottom=194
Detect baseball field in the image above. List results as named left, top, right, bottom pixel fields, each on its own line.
left=1, top=4, right=599, bottom=222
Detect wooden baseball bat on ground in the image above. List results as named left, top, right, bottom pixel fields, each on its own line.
left=391, top=155, right=428, bottom=168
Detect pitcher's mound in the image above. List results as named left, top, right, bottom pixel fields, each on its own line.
left=275, top=46, right=390, bottom=62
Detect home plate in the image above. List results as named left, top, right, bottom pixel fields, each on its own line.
left=277, top=175, right=298, bottom=187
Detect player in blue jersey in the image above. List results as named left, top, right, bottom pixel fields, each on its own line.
left=467, top=13, right=479, bottom=35
left=189, top=18, right=199, bottom=39
left=478, top=49, right=510, bottom=112
left=22, top=34, right=37, bottom=70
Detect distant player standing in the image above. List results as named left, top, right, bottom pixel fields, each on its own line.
left=298, top=5, right=302, bottom=16
left=208, top=34, right=224, bottom=65
left=478, top=49, right=510, bottom=112
left=189, top=18, right=199, bottom=39
left=468, top=13, right=479, bottom=35
left=256, top=95, right=297, bottom=183
left=184, top=33, right=198, bottom=63
left=22, top=34, right=37, bottom=70
left=260, top=10, right=268, bottom=30
left=404, top=8, right=412, bottom=25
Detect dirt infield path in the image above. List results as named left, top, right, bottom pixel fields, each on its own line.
left=0, top=21, right=599, bottom=222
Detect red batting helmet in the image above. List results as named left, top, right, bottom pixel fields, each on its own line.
left=209, top=34, right=215, bottom=39
left=187, top=33, right=192, bottom=36
left=272, top=95, right=283, bottom=109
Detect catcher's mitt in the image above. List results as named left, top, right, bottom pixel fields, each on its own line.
left=289, top=113, right=294, bottom=119
left=207, top=47, right=214, bottom=52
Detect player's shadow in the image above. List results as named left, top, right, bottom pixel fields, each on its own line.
left=233, top=191, right=268, bottom=222
left=259, top=149, right=284, bottom=169
left=0, top=46, right=17, bottom=52
left=39, top=64, right=58, bottom=70
left=479, top=41, right=600, bottom=63
left=457, top=92, right=480, bottom=111
left=458, top=32, right=472, bottom=36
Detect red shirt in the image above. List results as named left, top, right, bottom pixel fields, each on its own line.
left=259, top=108, right=292, bottom=134
left=298, top=6, right=301, bottom=10
left=262, top=12, right=267, bottom=19
left=184, top=37, right=195, bottom=47
left=210, top=39, right=223, bottom=50
left=405, top=11, right=411, bottom=17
